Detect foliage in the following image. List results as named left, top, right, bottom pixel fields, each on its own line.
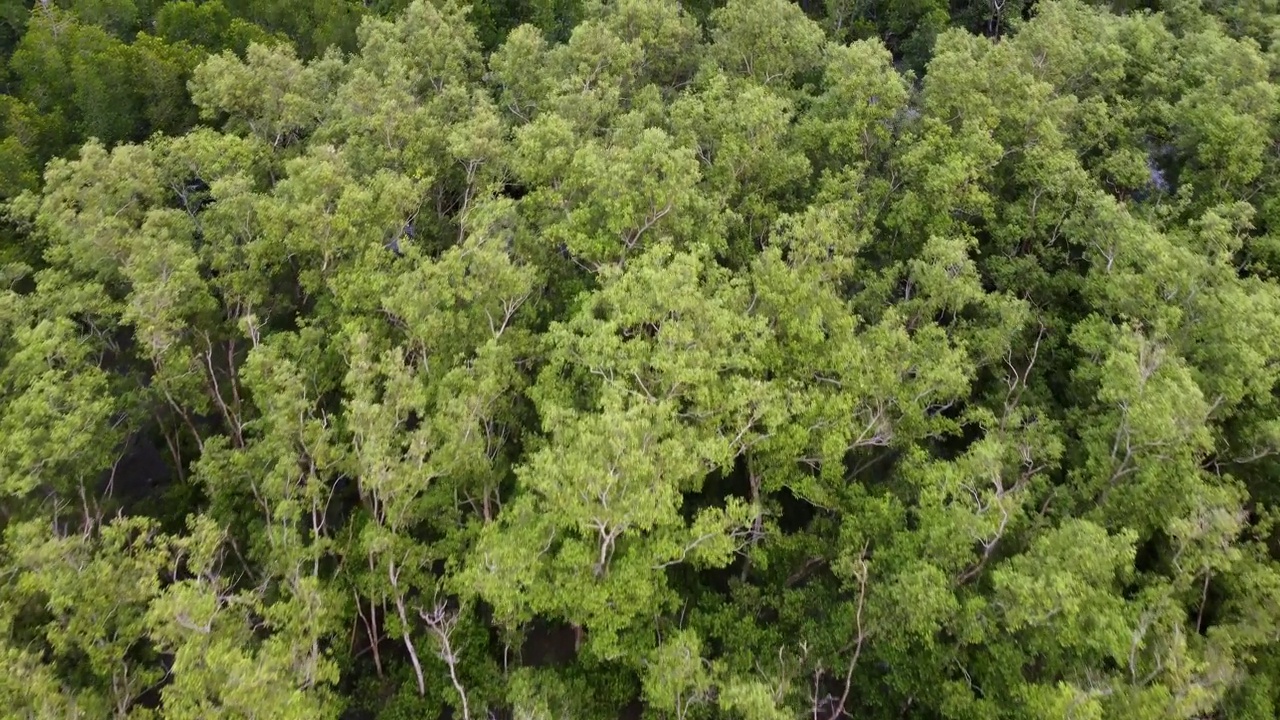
left=4, top=0, right=1280, bottom=719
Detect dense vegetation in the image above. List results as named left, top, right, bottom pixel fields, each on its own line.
left=5, top=0, right=1280, bottom=717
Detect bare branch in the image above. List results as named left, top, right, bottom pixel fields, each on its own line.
left=421, top=602, right=471, bottom=720
left=828, top=544, right=869, bottom=720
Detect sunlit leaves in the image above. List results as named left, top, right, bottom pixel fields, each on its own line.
left=709, top=0, right=825, bottom=88
left=7, top=1, right=1280, bottom=719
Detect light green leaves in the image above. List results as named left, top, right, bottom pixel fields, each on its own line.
left=709, top=0, right=825, bottom=88
left=190, top=42, right=346, bottom=148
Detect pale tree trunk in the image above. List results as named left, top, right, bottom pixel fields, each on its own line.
left=422, top=603, right=471, bottom=720
left=388, top=559, right=425, bottom=695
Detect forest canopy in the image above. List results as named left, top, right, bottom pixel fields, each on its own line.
left=4, top=0, right=1280, bottom=718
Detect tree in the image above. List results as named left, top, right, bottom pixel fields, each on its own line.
left=5, top=1, right=1280, bottom=718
